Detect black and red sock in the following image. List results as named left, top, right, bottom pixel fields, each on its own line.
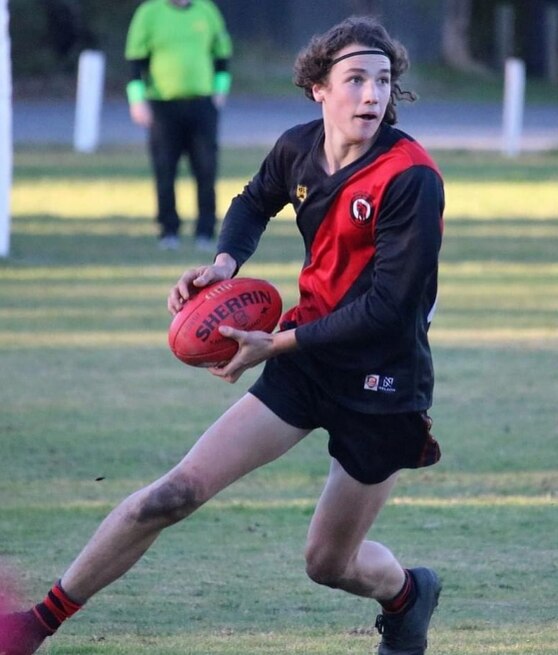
left=31, top=581, right=82, bottom=634
left=380, top=569, right=416, bottom=614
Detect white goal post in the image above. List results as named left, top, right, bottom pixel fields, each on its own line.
left=0, top=0, right=11, bottom=258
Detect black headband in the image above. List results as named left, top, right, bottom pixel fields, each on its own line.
left=330, top=49, right=389, bottom=66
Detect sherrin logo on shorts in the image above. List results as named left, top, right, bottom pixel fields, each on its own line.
left=364, top=374, right=397, bottom=393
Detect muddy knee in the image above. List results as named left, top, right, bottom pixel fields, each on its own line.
left=135, top=474, right=206, bottom=526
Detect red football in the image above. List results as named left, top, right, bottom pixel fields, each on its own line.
left=168, top=277, right=282, bottom=367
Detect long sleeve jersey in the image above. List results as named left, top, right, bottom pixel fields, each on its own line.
left=218, top=120, right=445, bottom=414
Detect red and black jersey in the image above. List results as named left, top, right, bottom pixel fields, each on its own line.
left=218, top=120, right=444, bottom=413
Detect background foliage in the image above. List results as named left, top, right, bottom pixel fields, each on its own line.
left=9, top=0, right=558, bottom=98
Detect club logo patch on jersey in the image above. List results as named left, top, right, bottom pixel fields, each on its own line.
left=296, top=184, right=308, bottom=202
left=350, top=193, right=373, bottom=228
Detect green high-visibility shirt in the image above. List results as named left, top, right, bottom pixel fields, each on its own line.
left=125, top=0, right=232, bottom=100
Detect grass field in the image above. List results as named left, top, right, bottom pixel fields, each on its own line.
left=1, top=146, right=557, bottom=654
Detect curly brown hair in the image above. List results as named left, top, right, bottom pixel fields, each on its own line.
left=293, top=16, right=416, bottom=125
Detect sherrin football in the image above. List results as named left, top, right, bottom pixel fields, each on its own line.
left=168, top=277, right=283, bottom=367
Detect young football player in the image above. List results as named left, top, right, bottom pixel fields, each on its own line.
left=1, top=16, right=444, bottom=655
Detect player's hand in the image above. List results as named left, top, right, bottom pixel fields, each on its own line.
left=208, top=327, right=298, bottom=383
left=167, top=253, right=237, bottom=315
left=208, top=327, right=274, bottom=383
left=129, top=101, right=153, bottom=128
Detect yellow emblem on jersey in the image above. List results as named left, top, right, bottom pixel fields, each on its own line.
left=296, top=184, right=308, bottom=202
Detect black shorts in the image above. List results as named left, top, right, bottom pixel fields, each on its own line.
left=249, top=354, right=441, bottom=485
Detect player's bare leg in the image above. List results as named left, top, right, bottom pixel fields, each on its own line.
left=0, top=394, right=308, bottom=654
left=62, top=393, right=307, bottom=600
left=305, top=460, right=440, bottom=654
left=305, top=460, right=403, bottom=599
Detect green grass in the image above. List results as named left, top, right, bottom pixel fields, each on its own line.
left=1, top=147, right=558, bottom=654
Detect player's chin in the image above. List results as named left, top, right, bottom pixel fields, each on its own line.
left=353, top=117, right=379, bottom=136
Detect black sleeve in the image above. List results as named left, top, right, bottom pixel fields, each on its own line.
left=216, top=138, right=292, bottom=269
left=214, top=57, right=229, bottom=73
left=296, top=165, right=444, bottom=347
left=216, top=194, right=269, bottom=269
left=129, top=57, right=150, bottom=82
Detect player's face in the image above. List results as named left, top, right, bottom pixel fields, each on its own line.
left=313, top=45, right=391, bottom=147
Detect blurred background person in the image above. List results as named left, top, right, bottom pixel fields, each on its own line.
left=125, top=0, right=232, bottom=251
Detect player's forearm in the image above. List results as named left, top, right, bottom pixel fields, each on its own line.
left=126, top=58, right=150, bottom=104
left=213, top=252, right=238, bottom=278
left=272, top=328, right=298, bottom=355
left=217, top=196, right=269, bottom=269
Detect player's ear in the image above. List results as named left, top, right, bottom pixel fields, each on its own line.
left=312, top=83, right=325, bottom=103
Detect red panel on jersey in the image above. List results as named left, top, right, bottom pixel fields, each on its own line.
left=284, top=138, right=438, bottom=327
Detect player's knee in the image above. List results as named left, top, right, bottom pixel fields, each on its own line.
left=134, top=474, right=207, bottom=526
left=304, top=544, right=346, bottom=588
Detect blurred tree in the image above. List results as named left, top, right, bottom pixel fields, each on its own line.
left=9, top=0, right=556, bottom=94
left=44, top=0, right=97, bottom=63
left=470, top=0, right=557, bottom=77
left=441, top=0, right=488, bottom=73
left=44, top=0, right=78, bottom=58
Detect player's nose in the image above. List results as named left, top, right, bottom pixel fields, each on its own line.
left=363, top=80, right=379, bottom=104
